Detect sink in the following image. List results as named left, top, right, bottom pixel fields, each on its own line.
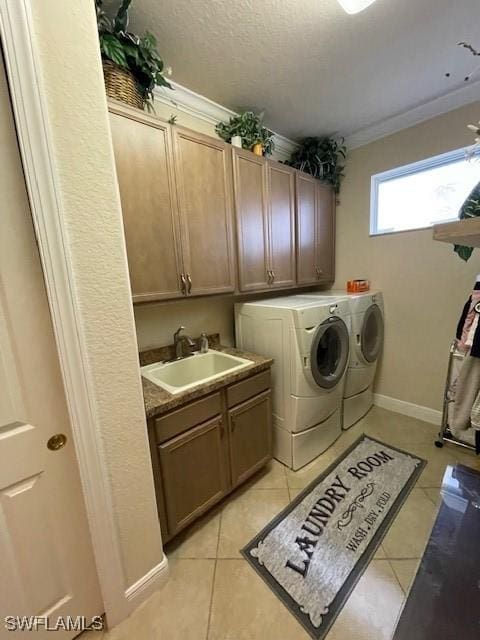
left=141, top=349, right=253, bottom=394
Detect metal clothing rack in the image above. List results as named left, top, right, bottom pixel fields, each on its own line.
left=435, top=341, right=478, bottom=453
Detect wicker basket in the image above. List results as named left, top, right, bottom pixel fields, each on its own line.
left=102, top=59, right=144, bottom=110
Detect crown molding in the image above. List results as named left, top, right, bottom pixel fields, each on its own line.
left=344, top=79, right=480, bottom=150
left=154, top=80, right=299, bottom=161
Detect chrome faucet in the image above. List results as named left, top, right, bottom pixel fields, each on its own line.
left=173, top=326, right=195, bottom=359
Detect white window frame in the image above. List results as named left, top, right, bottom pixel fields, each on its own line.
left=370, top=147, right=477, bottom=236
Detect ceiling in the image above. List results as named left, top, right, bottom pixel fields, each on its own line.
left=105, top=0, right=480, bottom=141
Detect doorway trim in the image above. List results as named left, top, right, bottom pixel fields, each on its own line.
left=0, top=0, right=167, bottom=625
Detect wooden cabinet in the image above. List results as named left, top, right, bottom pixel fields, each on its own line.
left=267, top=161, right=296, bottom=289
left=109, top=105, right=236, bottom=301
left=296, top=172, right=335, bottom=285
left=109, top=101, right=336, bottom=301
left=109, top=108, right=184, bottom=302
left=228, top=390, right=272, bottom=488
left=158, top=415, right=228, bottom=536
left=149, top=368, right=272, bottom=541
left=233, top=149, right=296, bottom=292
left=172, top=127, right=236, bottom=296
left=232, top=149, right=270, bottom=291
left=316, top=183, right=335, bottom=282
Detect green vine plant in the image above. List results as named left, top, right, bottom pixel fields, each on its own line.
left=285, top=137, right=346, bottom=193
left=215, top=111, right=275, bottom=156
left=96, top=0, right=172, bottom=110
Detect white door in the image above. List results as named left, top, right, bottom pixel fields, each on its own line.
left=0, top=55, right=103, bottom=638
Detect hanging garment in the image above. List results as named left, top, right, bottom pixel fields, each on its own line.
left=471, top=388, right=480, bottom=429
left=451, top=355, right=480, bottom=446
left=456, top=284, right=480, bottom=354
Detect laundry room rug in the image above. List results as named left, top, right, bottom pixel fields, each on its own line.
left=242, top=435, right=426, bottom=640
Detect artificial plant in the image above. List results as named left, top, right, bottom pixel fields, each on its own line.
left=454, top=169, right=480, bottom=262
left=96, top=0, right=172, bottom=108
left=215, top=111, right=275, bottom=156
left=452, top=42, right=480, bottom=262
left=285, top=137, right=346, bottom=193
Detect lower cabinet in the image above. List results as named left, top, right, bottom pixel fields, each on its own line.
left=228, top=391, right=272, bottom=488
left=158, top=416, right=229, bottom=536
left=149, top=370, right=272, bottom=541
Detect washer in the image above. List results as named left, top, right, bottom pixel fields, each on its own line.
left=300, top=290, right=384, bottom=428
left=235, top=295, right=351, bottom=470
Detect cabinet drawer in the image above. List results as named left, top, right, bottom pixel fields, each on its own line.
left=154, top=392, right=222, bottom=443
left=227, top=370, right=271, bottom=408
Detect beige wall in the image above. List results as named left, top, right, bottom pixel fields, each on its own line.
left=335, top=101, right=480, bottom=412
left=135, top=295, right=236, bottom=350
left=31, top=0, right=163, bottom=599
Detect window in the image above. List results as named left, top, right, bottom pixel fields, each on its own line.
left=370, top=148, right=480, bottom=235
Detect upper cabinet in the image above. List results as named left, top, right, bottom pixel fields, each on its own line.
left=109, top=101, right=335, bottom=302
left=233, top=149, right=296, bottom=292
left=315, top=183, right=335, bottom=282
left=296, top=173, right=335, bottom=285
left=172, top=127, right=236, bottom=296
left=232, top=149, right=270, bottom=292
left=267, top=161, right=296, bottom=289
left=110, top=104, right=236, bottom=301
left=110, top=108, right=184, bottom=302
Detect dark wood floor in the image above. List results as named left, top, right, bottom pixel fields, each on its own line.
left=393, top=463, right=480, bottom=640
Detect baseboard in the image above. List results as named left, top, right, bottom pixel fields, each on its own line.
left=125, top=554, right=169, bottom=603
left=373, top=393, right=442, bottom=426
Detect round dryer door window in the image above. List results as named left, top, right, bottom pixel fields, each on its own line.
left=310, top=317, right=349, bottom=389
left=361, top=304, right=384, bottom=363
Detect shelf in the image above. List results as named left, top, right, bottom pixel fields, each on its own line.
left=433, top=217, right=480, bottom=248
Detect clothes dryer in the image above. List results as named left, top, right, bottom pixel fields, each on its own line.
left=235, top=296, right=351, bottom=469
left=300, top=291, right=384, bottom=428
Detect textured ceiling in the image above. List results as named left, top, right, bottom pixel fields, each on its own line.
left=105, top=0, right=480, bottom=140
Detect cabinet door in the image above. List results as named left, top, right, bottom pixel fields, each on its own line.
left=109, top=108, right=184, bottom=302
left=229, top=391, right=272, bottom=488
left=316, top=184, right=335, bottom=282
left=296, top=172, right=318, bottom=285
left=268, top=162, right=296, bottom=289
left=159, top=416, right=228, bottom=536
left=173, top=127, right=236, bottom=296
left=233, top=149, right=271, bottom=292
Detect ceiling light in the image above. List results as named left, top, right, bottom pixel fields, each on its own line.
left=337, top=0, right=377, bottom=14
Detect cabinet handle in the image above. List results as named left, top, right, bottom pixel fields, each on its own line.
left=271, top=270, right=275, bottom=283
left=180, top=273, right=187, bottom=294
left=267, top=269, right=273, bottom=284
left=186, top=273, right=192, bottom=294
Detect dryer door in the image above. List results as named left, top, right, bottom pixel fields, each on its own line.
left=310, top=317, right=349, bottom=389
left=361, top=303, right=384, bottom=363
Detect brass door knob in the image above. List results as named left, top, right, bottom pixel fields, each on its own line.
left=47, top=433, right=67, bottom=451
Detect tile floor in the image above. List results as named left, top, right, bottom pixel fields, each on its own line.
left=82, top=407, right=480, bottom=640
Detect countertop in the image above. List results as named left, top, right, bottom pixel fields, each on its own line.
left=140, top=338, right=273, bottom=419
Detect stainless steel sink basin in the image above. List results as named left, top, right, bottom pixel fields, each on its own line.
left=141, top=349, right=252, bottom=394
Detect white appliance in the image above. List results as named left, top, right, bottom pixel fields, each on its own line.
left=301, top=291, right=384, bottom=428
left=235, top=295, right=351, bottom=470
